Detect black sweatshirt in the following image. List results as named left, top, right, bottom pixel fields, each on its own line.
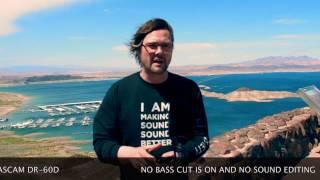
left=93, top=72, right=209, bottom=164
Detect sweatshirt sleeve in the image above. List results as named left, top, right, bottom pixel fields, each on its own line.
left=93, top=84, right=121, bottom=164
left=181, top=84, right=209, bottom=161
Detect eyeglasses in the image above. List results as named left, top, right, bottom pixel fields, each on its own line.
left=142, top=42, right=173, bottom=53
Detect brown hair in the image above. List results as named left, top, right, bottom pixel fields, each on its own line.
left=128, top=18, right=174, bottom=65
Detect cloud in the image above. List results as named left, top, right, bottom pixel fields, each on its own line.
left=272, top=34, right=305, bottom=39
left=112, top=45, right=128, bottom=52
left=109, top=39, right=320, bottom=66
left=175, top=42, right=217, bottom=51
left=272, top=18, right=304, bottom=25
left=0, top=0, right=81, bottom=36
left=272, top=34, right=320, bottom=40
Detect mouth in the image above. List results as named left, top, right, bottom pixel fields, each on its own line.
left=152, top=58, right=164, bottom=66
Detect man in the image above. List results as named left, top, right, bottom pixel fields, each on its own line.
left=93, top=18, right=209, bottom=179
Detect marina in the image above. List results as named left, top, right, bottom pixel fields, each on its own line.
left=0, top=115, right=92, bottom=130
left=0, top=101, right=99, bottom=130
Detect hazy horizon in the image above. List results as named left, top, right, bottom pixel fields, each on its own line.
left=1, top=55, right=319, bottom=69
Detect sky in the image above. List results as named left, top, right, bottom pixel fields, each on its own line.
left=0, top=0, right=319, bottom=69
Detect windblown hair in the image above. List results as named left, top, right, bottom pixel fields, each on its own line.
left=128, top=18, right=174, bottom=65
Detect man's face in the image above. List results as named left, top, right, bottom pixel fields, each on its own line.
left=139, top=29, right=173, bottom=74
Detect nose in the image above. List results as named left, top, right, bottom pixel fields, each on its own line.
left=154, top=46, right=164, bottom=54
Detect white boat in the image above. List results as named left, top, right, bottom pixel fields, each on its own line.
left=49, top=112, right=58, bottom=116
left=35, top=118, right=44, bottom=124
left=57, top=117, right=65, bottom=122
left=11, top=124, right=18, bottom=129
left=81, top=121, right=90, bottom=126
left=39, top=123, right=49, bottom=128
left=199, top=84, right=211, bottom=90
left=68, top=117, right=76, bottom=122
left=83, top=116, right=91, bottom=121
left=46, top=119, right=54, bottom=123
left=16, top=124, right=26, bottom=129
left=51, top=122, right=61, bottom=127
left=65, top=121, right=74, bottom=127
left=56, top=118, right=65, bottom=125
left=81, top=116, right=91, bottom=126
left=0, top=117, right=8, bottom=122
left=21, top=119, right=34, bottom=126
left=12, top=120, right=33, bottom=129
left=27, top=124, right=37, bottom=128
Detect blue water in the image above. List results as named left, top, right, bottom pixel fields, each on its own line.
left=0, top=72, right=319, bottom=152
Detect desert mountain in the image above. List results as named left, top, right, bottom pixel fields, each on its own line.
left=173, top=56, right=320, bottom=75
left=232, top=56, right=320, bottom=67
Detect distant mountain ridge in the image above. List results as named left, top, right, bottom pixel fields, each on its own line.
left=1, top=56, right=319, bottom=75
left=0, top=65, right=135, bottom=76
left=233, top=56, right=320, bottom=66
left=0, top=56, right=319, bottom=84
left=173, top=56, right=320, bottom=75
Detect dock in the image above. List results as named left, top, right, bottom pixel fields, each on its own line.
left=37, top=101, right=101, bottom=116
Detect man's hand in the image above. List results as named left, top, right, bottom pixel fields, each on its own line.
left=117, top=144, right=162, bottom=168
left=161, top=151, right=175, bottom=158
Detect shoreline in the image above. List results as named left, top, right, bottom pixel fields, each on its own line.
left=0, top=77, right=121, bottom=87
left=1, top=70, right=319, bottom=87
left=0, top=92, right=29, bottom=117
